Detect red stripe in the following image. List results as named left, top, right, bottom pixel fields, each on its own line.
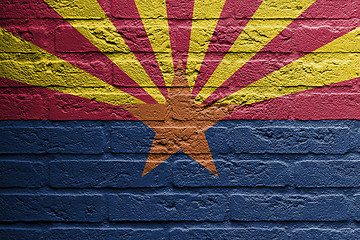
left=226, top=78, right=360, bottom=120
left=0, top=0, right=157, bottom=103
left=166, top=0, right=195, bottom=70
left=204, top=0, right=360, bottom=103
left=0, top=78, right=136, bottom=120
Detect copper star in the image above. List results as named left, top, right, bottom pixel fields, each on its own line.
left=121, top=63, right=238, bottom=177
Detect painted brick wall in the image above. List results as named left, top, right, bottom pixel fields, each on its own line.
left=1, top=0, right=360, bottom=239
left=0, top=120, right=359, bottom=239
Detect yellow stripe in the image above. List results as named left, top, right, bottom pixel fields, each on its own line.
left=196, top=0, right=316, bottom=102
left=44, top=0, right=165, bottom=103
left=134, top=0, right=174, bottom=88
left=0, top=27, right=143, bottom=105
left=187, top=0, right=227, bottom=90
left=219, top=27, right=360, bottom=105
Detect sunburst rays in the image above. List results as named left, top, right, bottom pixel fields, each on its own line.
left=186, top=0, right=227, bottom=90
left=44, top=0, right=166, bottom=103
left=0, top=0, right=359, bottom=115
left=194, top=0, right=317, bottom=102
left=219, top=27, right=360, bottom=104
left=135, top=0, right=174, bottom=88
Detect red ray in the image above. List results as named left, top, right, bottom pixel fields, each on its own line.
left=166, top=0, right=195, bottom=70
left=0, top=0, right=157, bottom=103
left=0, top=78, right=136, bottom=120
left=204, top=0, right=360, bottom=103
left=100, top=0, right=168, bottom=98
left=192, top=0, right=262, bottom=96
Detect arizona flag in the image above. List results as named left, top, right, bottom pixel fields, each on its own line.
left=0, top=0, right=359, bottom=239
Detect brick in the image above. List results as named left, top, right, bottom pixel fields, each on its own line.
left=1, top=22, right=56, bottom=53
left=0, top=127, right=104, bottom=154
left=0, top=161, right=46, bottom=188
left=352, top=195, right=360, bottom=221
left=0, top=229, right=43, bottom=240
left=56, top=25, right=131, bottom=53
left=0, top=194, right=106, bottom=222
left=295, top=26, right=358, bottom=53
left=0, top=29, right=39, bottom=53
left=356, top=126, right=360, bottom=153
left=0, top=94, right=48, bottom=120
left=206, top=127, right=231, bottom=154
left=0, top=1, right=56, bottom=19
left=293, top=93, right=360, bottom=120
left=240, top=1, right=311, bottom=19
left=355, top=0, right=360, bottom=17
left=55, top=25, right=138, bottom=54
left=1, top=59, right=116, bottom=90
left=352, top=230, right=360, bottom=239
left=230, top=194, right=349, bottom=221
left=233, top=0, right=263, bottom=19
left=108, top=126, right=153, bottom=153
left=229, top=25, right=294, bottom=53
left=170, top=228, right=287, bottom=240
left=49, top=93, right=134, bottom=121
left=229, top=127, right=350, bottom=154
left=47, top=1, right=106, bottom=19
left=47, top=228, right=167, bottom=240
left=111, top=0, right=141, bottom=19
left=0, top=59, right=112, bottom=88
left=109, top=194, right=226, bottom=221
left=138, top=26, right=171, bottom=53
left=50, top=160, right=169, bottom=188
left=188, top=26, right=225, bottom=53
left=299, top=0, right=356, bottom=19
left=55, top=26, right=99, bottom=53
left=107, top=24, right=154, bottom=53
left=173, top=160, right=289, bottom=187
left=237, top=54, right=360, bottom=88
left=228, top=95, right=295, bottom=120
left=291, top=229, right=355, bottom=240
left=293, top=161, right=360, bottom=187
left=165, top=0, right=194, bottom=19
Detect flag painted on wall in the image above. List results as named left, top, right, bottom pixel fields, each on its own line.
left=1, top=0, right=359, bottom=176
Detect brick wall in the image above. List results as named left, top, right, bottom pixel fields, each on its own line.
left=0, top=120, right=359, bottom=239
left=1, top=0, right=360, bottom=239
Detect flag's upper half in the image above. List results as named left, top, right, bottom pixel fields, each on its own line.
left=1, top=0, right=359, bottom=121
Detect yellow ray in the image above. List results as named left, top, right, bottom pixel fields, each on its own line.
left=44, top=0, right=165, bottom=103
left=134, top=0, right=174, bottom=88
left=196, top=0, right=316, bottom=102
left=186, top=0, right=227, bottom=90
left=0, top=27, right=143, bottom=105
left=219, top=27, right=360, bottom=105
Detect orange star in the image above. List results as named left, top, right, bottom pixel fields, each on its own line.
left=121, top=63, right=238, bottom=176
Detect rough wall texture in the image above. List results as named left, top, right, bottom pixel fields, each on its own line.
left=1, top=0, right=360, bottom=239
left=1, top=120, right=360, bottom=239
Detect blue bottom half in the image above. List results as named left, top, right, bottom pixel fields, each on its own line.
left=0, top=120, right=359, bottom=239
